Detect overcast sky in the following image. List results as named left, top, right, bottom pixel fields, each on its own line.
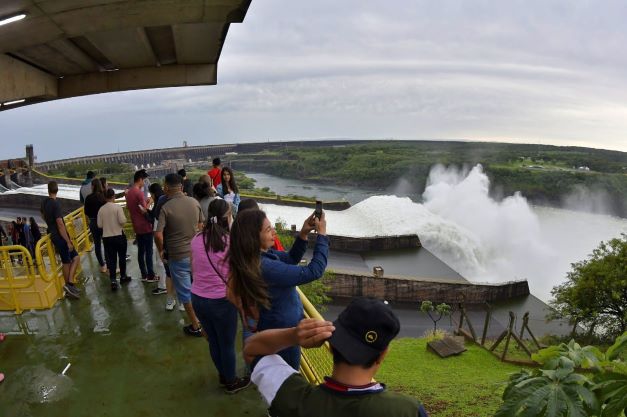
left=2, top=0, right=627, bottom=161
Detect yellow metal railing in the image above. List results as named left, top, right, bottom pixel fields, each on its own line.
left=298, top=287, right=334, bottom=384
left=0, top=206, right=91, bottom=313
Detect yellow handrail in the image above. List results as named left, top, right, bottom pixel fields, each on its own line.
left=0, top=245, right=37, bottom=314
left=297, top=287, right=334, bottom=384
left=1, top=204, right=90, bottom=313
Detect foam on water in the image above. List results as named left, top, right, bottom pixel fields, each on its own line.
left=262, top=164, right=627, bottom=301
left=2, top=184, right=123, bottom=200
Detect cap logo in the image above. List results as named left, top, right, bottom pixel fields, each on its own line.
left=365, top=331, right=378, bottom=343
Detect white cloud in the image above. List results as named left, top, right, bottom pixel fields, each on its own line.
left=2, top=0, right=627, bottom=159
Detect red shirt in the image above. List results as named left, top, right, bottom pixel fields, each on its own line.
left=208, top=167, right=222, bottom=187
left=126, top=186, right=153, bottom=234
left=273, top=236, right=284, bottom=251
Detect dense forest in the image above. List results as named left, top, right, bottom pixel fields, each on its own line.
left=228, top=141, right=627, bottom=217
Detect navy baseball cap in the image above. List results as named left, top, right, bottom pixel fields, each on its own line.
left=329, top=298, right=400, bottom=365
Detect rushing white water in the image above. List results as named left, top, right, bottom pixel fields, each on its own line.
left=1, top=184, right=122, bottom=200
left=261, top=165, right=627, bottom=302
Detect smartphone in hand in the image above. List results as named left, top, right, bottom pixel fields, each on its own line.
left=314, top=200, right=323, bottom=219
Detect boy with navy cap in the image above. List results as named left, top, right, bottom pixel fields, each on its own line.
left=244, top=297, right=429, bottom=417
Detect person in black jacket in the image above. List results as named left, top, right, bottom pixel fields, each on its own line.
left=84, top=179, right=108, bottom=273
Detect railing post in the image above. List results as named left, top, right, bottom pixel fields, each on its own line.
left=81, top=208, right=93, bottom=252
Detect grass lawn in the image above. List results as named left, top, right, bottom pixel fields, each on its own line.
left=378, top=338, right=526, bottom=417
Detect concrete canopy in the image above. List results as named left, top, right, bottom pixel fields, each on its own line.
left=0, top=0, right=251, bottom=111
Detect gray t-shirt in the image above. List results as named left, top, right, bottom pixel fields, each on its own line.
left=156, top=193, right=203, bottom=261
left=199, top=196, right=219, bottom=222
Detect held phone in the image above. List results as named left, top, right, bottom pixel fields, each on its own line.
left=314, top=200, right=323, bottom=219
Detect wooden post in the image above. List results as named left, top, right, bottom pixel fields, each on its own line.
left=510, top=332, right=533, bottom=357
left=461, top=305, right=477, bottom=341
left=489, top=331, right=507, bottom=352
left=456, top=303, right=477, bottom=342
left=519, top=312, right=528, bottom=339
left=457, top=303, right=465, bottom=331
left=520, top=312, right=542, bottom=350
left=500, top=312, right=516, bottom=361
left=481, top=303, right=492, bottom=346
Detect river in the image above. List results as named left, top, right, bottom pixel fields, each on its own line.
left=247, top=167, right=627, bottom=303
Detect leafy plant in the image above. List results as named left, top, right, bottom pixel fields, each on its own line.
left=549, top=234, right=627, bottom=339
left=420, top=301, right=451, bottom=333
left=422, top=328, right=449, bottom=342
left=299, top=270, right=333, bottom=312
left=496, top=332, right=627, bottom=417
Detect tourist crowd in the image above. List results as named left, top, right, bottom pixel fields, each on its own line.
left=0, top=216, right=42, bottom=257
left=29, top=158, right=428, bottom=416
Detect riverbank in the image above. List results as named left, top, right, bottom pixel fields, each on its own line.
left=228, top=141, right=627, bottom=218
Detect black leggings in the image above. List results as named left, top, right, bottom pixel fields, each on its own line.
left=89, top=218, right=105, bottom=266
left=103, top=235, right=127, bottom=282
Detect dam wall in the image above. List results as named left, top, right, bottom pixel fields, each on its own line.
left=254, top=195, right=350, bottom=210
left=33, top=140, right=370, bottom=171
left=325, top=271, right=530, bottom=304
left=302, top=233, right=421, bottom=252
left=0, top=193, right=81, bottom=215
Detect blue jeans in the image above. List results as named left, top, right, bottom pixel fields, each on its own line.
left=168, top=258, right=192, bottom=303
left=136, top=232, right=154, bottom=278
left=192, top=294, right=238, bottom=383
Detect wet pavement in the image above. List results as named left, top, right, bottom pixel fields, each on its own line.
left=0, top=247, right=266, bottom=417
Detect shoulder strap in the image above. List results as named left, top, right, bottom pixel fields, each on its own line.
left=203, top=239, right=228, bottom=286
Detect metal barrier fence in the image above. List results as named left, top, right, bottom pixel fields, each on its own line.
left=298, top=287, right=334, bottom=384
left=0, top=206, right=91, bottom=313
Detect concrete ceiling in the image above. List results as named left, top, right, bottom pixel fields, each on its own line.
left=0, top=0, right=251, bottom=111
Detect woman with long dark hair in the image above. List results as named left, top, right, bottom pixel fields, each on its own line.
left=84, top=178, right=107, bottom=273
left=190, top=199, right=250, bottom=393
left=216, top=167, right=240, bottom=215
left=229, top=209, right=328, bottom=370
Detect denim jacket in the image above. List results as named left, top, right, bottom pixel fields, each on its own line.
left=215, top=184, right=241, bottom=211
left=258, top=234, right=330, bottom=331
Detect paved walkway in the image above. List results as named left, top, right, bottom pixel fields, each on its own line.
left=0, top=246, right=266, bottom=417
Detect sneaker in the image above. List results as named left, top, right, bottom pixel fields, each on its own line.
left=120, top=276, right=132, bottom=285
left=151, top=287, right=167, bottom=295
left=142, top=275, right=159, bottom=283
left=99, top=265, right=108, bottom=273
left=178, top=302, right=186, bottom=312
left=183, top=324, right=202, bottom=337
left=0, top=373, right=4, bottom=383
left=63, top=284, right=80, bottom=299
left=111, top=281, right=119, bottom=291
left=165, top=298, right=176, bottom=311
left=224, top=376, right=251, bottom=394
